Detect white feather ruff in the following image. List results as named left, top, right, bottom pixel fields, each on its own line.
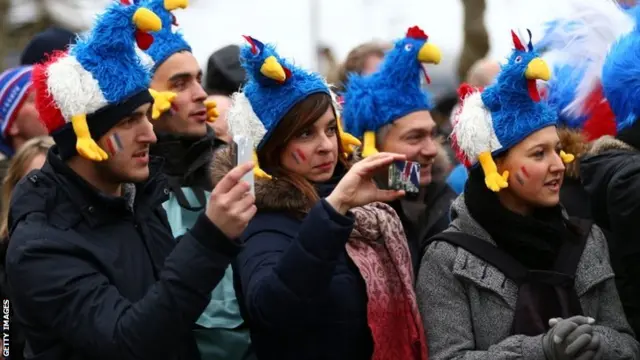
left=545, top=0, right=634, bottom=117
left=46, top=55, right=108, bottom=121
left=227, top=92, right=267, bottom=149
left=452, top=92, right=502, bottom=163
left=135, top=47, right=156, bottom=72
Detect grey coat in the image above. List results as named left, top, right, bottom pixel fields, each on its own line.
left=417, top=196, right=639, bottom=360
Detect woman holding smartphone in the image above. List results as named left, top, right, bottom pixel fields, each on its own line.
left=210, top=36, right=428, bottom=360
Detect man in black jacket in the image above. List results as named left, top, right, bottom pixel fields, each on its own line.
left=5, top=2, right=256, bottom=359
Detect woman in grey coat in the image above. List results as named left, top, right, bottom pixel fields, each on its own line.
left=418, top=37, right=639, bottom=360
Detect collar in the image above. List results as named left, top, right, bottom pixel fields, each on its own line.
left=45, top=146, right=169, bottom=228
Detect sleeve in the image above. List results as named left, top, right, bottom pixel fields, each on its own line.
left=7, top=214, right=240, bottom=360
left=236, top=200, right=354, bottom=330
left=416, top=241, right=546, bottom=360
left=586, top=227, right=640, bottom=359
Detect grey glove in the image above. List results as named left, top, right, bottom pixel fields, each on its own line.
left=573, top=334, right=604, bottom=360
left=543, top=316, right=595, bottom=360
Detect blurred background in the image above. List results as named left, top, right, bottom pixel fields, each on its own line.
left=1, top=0, right=638, bottom=101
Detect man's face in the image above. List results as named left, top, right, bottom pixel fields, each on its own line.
left=378, top=111, right=438, bottom=186
left=95, top=103, right=157, bottom=183
left=150, top=52, right=208, bottom=138
left=206, top=94, right=232, bottom=143
left=9, top=91, right=48, bottom=142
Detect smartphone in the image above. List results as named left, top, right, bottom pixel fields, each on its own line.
left=232, top=135, right=255, bottom=196
left=375, top=160, right=421, bottom=194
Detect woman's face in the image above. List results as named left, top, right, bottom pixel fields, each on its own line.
left=279, top=106, right=339, bottom=183
left=496, top=126, right=566, bottom=211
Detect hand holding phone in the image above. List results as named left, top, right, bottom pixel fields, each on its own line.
left=232, top=135, right=255, bottom=196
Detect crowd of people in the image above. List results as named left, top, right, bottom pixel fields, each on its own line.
left=0, top=0, right=639, bottom=359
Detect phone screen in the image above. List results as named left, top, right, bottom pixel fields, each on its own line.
left=385, top=160, right=421, bottom=194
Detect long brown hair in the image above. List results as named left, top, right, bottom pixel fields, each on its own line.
left=258, top=92, right=347, bottom=205
left=0, top=136, right=53, bottom=239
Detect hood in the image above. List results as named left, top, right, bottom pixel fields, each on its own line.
left=558, top=128, right=588, bottom=179
left=447, top=195, right=495, bottom=245
left=580, top=136, right=637, bottom=227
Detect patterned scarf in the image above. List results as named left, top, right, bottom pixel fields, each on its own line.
left=346, top=202, right=428, bottom=360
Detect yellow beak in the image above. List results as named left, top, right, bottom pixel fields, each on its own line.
left=260, top=56, right=286, bottom=82
left=525, top=57, right=550, bottom=81
left=418, top=43, right=441, bottom=64
left=164, top=0, right=188, bottom=11
left=133, top=8, right=162, bottom=32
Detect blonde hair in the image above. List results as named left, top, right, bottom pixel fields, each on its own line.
left=0, top=136, right=54, bottom=239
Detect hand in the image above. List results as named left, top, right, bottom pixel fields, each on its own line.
left=207, top=161, right=257, bottom=239
left=573, top=334, right=603, bottom=360
left=544, top=316, right=595, bottom=360
left=326, top=152, right=406, bottom=214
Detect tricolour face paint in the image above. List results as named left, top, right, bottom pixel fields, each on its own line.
left=292, top=148, right=306, bottom=164
left=515, top=165, right=529, bottom=186
left=105, top=132, right=124, bottom=156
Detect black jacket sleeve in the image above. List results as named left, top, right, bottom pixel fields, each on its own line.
left=6, top=214, right=239, bottom=360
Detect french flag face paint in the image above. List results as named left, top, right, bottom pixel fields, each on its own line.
left=515, top=166, right=530, bottom=186
left=292, top=149, right=306, bottom=164
left=105, top=132, right=124, bottom=156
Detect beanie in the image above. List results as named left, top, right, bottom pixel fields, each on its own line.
left=206, top=45, right=246, bottom=95
left=20, top=28, right=77, bottom=66
left=0, top=66, right=33, bottom=142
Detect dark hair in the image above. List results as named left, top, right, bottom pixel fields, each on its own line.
left=258, top=93, right=346, bottom=205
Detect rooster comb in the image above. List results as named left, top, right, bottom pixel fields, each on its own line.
left=406, top=26, right=428, bottom=40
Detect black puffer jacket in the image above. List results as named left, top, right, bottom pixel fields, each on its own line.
left=580, top=136, right=640, bottom=337
left=6, top=147, right=240, bottom=360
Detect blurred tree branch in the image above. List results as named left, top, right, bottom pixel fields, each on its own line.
left=457, top=0, right=489, bottom=82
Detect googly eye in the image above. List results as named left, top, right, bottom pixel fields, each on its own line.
left=515, top=56, right=523, bottom=63
left=404, top=44, right=414, bottom=51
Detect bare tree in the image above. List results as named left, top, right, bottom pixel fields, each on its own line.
left=457, top=0, right=489, bottom=83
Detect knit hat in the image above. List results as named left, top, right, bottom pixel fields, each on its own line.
left=452, top=30, right=573, bottom=192
left=0, top=66, right=33, bottom=141
left=141, top=0, right=190, bottom=70
left=341, top=26, right=441, bottom=158
left=205, top=44, right=246, bottom=95
left=227, top=36, right=356, bottom=179
left=20, top=28, right=77, bottom=66
left=32, top=0, right=162, bottom=162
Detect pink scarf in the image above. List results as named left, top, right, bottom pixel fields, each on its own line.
left=346, top=202, right=429, bottom=360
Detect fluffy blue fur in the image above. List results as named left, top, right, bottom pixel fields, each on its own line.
left=71, top=2, right=151, bottom=104
left=545, top=64, right=587, bottom=128
left=602, top=10, right=640, bottom=131
left=142, top=0, right=192, bottom=70
left=341, top=36, right=433, bottom=138
left=240, top=40, right=330, bottom=149
left=535, top=19, right=585, bottom=52
left=481, top=47, right=557, bottom=153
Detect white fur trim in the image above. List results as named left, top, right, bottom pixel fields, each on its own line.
left=46, top=55, right=108, bottom=121
left=452, top=92, right=502, bottom=162
left=227, top=92, right=267, bottom=149
left=135, top=47, right=156, bottom=72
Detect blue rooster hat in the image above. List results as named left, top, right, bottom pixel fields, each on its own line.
left=139, top=0, right=191, bottom=70
left=32, top=0, right=162, bottom=162
left=341, top=26, right=441, bottom=157
left=452, top=30, right=573, bottom=192
left=235, top=36, right=330, bottom=150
